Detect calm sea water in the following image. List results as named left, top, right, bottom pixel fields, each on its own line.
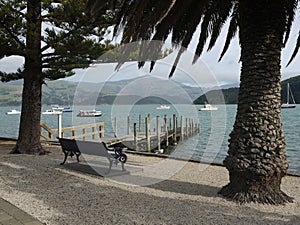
left=1, top=104, right=299, bottom=175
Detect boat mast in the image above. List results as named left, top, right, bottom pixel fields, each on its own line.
left=287, top=83, right=290, bottom=104
left=289, top=83, right=296, bottom=104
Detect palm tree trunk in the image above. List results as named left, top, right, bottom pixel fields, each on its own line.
left=218, top=1, right=293, bottom=204
left=11, top=0, right=45, bottom=154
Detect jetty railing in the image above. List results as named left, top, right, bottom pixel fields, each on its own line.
left=40, top=114, right=199, bottom=153
left=40, top=122, right=104, bottom=141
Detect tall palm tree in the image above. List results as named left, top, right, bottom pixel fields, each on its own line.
left=88, top=0, right=299, bottom=204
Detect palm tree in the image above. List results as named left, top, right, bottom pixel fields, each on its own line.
left=88, top=0, right=298, bottom=204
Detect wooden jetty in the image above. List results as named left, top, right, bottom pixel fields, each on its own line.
left=113, top=114, right=199, bottom=152
left=40, top=114, right=199, bottom=152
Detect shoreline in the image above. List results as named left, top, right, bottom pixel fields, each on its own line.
left=2, top=136, right=299, bottom=178
left=0, top=140, right=299, bottom=224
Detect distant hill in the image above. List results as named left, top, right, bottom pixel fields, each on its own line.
left=0, top=77, right=205, bottom=106
left=3, top=75, right=299, bottom=106
left=281, top=76, right=300, bottom=104
left=193, top=87, right=239, bottom=104
left=0, top=83, right=22, bottom=106
left=193, top=75, right=300, bottom=104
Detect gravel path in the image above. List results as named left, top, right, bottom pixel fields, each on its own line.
left=0, top=140, right=299, bottom=225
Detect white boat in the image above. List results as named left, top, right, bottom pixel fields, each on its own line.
left=42, top=109, right=62, bottom=115
left=42, top=105, right=72, bottom=114
left=51, top=105, right=73, bottom=112
left=6, top=109, right=21, bottom=115
left=199, top=102, right=218, bottom=111
left=51, top=104, right=65, bottom=111
left=62, top=107, right=72, bottom=112
left=281, top=83, right=296, bottom=109
left=156, top=105, right=170, bottom=110
left=77, top=110, right=102, bottom=117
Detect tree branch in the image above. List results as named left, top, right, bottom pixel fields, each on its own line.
left=0, top=21, right=26, bottom=50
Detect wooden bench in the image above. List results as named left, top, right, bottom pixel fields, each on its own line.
left=57, top=138, right=127, bottom=174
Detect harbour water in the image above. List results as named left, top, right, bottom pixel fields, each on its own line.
left=0, top=104, right=299, bottom=175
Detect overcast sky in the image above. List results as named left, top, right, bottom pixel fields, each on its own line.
left=1, top=15, right=300, bottom=87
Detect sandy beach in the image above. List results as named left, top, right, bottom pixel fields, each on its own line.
left=0, top=139, right=299, bottom=225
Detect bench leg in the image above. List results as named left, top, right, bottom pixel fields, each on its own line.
left=75, top=152, right=81, bottom=163
left=121, top=162, right=126, bottom=171
left=60, top=151, right=68, bottom=165
left=105, top=160, right=113, bottom=175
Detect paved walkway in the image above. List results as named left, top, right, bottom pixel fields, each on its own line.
left=0, top=198, right=44, bottom=225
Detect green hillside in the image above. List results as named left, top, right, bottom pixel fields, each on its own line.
left=281, top=76, right=300, bottom=104
left=2, top=75, right=299, bottom=106
left=0, top=77, right=203, bottom=106
left=193, top=87, right=239, bottom=104
left=0, top=83, right=22, bottom=106
left=193, top=75, right=300, bottom=104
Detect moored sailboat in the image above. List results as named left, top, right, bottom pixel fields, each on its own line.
left=281, top=83, right=296, bottom=109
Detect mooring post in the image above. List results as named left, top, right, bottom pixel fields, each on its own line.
left=192, top=119, right=194, bottom=135
left=180, top=116, right=184, bottom=141
left=164, top=115, right=167, bottom=132
left=164, top=115, right=169, bottom=147
left=190, top=119, right=192, bottom=136
left=134, top=122, right=137, bottom=150
left=114, top=116, right=117, bottom=137
left=173, top=114, right=177, bottom=144
left=185, top=117, right=188, bottom=137
left=127, top=116, right=130, bottom=135
left=146, top=115, right=151, bottom=152
left=156, top=116, right=161, bottom=150
left=139, top=114, right=142, bottom=132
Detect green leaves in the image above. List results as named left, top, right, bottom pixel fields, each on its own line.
left=0, top=0, right=116, bottom=82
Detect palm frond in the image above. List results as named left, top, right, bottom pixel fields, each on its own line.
left=219, top=2, right=239, bottom=61
left=120, top=1, right=153, bottom=43
left=164, top=1, right=208, bottom=77
left=137, top=0, right=198, bottom=72
left=113, top=1, right=134, bottom=37
left=192, top=1, right=215, bottom=63
left=287, top=30, right=300, bottom=66
left=168, top=46, right=185, bottom=78
left=88, top=0, right=300, bottom=74
left=283, top=0, right=298, bottom=47
left=207, top=0, right=234, bottom=51
left=171, top=0, right=205, bottom=44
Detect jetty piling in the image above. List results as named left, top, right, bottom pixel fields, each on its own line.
left=117, top=113, right=199, bottom=152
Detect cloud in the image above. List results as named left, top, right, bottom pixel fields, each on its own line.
left=0, top=56, right=24, bottom=72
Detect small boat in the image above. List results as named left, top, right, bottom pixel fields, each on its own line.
left=77, top=110, right=102, bottom=117
left=156, top=105, right=170, bottom=110
left=199, top=102, right=218, bottom=111
left=42, top=105, right=72, bottom=114
left=42, top=109, right=62, bottom=115
left=281, top=83, right=296, bottom=109
left=51, top=104, right=65, bottom=111
left=6, top=109, right=21, bottom=115
left=62, top=107, right=73, bottom=112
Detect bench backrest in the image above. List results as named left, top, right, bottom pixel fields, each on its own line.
left=76, top=140, right=110, bottom=157
left=58, top=138, right=80, bottom=153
